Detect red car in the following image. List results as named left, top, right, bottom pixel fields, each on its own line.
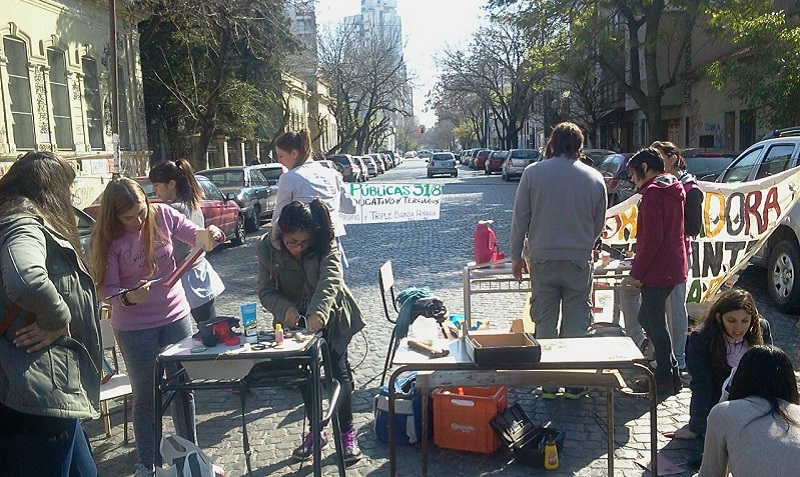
left=84, top=176, right=246, bottom=246
left=473, top=149, right=492, bottom=170
left=485, top=150, right=508, bottom=175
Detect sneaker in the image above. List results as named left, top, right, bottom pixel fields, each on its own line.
left=292, top=431, right=328, bottom=461
left=341, top=428, right=363, bottom=464
left=132, top=463, right=154, bottom=477
left=562, top=387, right=590, bottom=399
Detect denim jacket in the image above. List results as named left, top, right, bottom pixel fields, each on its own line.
left=0, top=214, right=101, bottom=419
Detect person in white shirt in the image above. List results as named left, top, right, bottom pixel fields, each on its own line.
left=272, top=129, right=356, bottom=265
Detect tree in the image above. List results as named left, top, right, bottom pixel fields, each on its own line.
left=492, top=0, right=708, bottom=141
left=705, top=2, right=800, bottom=128
left=318, top=21, right=413, bottom=155
left=138, top=0, right=297, bottom=169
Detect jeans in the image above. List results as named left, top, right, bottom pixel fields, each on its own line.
left=301, top=346, right=354, bottom=431
left=618, top=283, right=645, bottom=347
left=115, top=316, right=196, bottom=468
left=666, top=281, right=688, bottom=368
left=528, top=260, right=593, bottom=339
left=0, top=405, right=96, bottom=477
left=638, top=286, right=678, bottom=381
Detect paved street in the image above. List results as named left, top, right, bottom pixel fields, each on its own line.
left=90, top=158, right=800, bottom=476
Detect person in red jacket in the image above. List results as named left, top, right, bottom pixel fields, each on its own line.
left=626, top=147, right=688, bottom=396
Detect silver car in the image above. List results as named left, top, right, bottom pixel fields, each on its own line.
left=501, top=149, right=541, bottom=181
left=427, top=152, right=458, bottom=178
left=198, top=165, right=278, bottom=232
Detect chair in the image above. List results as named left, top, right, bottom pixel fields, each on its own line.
left=379, top=260, right=400, bottom=386
left=98, top=305, right=133, bottom=444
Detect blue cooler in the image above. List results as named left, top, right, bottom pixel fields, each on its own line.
left=373, top=373, right=429, bottom=445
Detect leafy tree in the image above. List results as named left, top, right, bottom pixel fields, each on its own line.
left=705, top=2, right=800, bottom=128
left=138, top=0, right=297, bottom=169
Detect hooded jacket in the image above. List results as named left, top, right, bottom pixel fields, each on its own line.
left=631, top=173, right=688, bottom=287
left=256, top=230, right=364, bottom=355
left=0, top=213, right=101, bottom=419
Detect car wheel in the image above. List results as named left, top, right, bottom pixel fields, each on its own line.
left=231, top=214, right=246, bottom=246
left=767, top=240, right=800, bottom=313
left=453, top=171, right=458, bottom=178
left=502, top=171, right=508, bottom=181
left=245, top=205, right=260, bottom=232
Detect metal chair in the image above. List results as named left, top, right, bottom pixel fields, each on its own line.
left=98, top=305, right=133, bottom=444
left=379, top=260, right=401, bottom=386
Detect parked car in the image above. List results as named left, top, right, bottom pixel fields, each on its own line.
left=198, top=166, right=277, bottom=232
left=316, top=159, right=343, bottom=175
left=717, top=136, right=800, bottom=311
left=353, top=156, right=369, bottom=182
left=680, top=148, right=738, bottom=181
left=501, top=149, right=541, bottom=181
left=591, top=152, right=636, bottom=206
left=404, top=151, right=417, bottom=159
left=459, top=149, right=473, bottom=165
left=485, top=150, right=508, bottom=175
left=83, top=176, right=246, bottom=246
left=368, top=153, right=386, bottom=174
left=327, top=154, right=360, bottom=183
left=427, top=152, right=458, bottom=178
left=362, top=156, right=378, bottom=177
left=252, top=163, right=286, bottom=184
left=418, top=149, right=433, bottom=159
left=474, top=149, right=492, bottom=170
left=582, top=149, right=617, bottom=166
left=380, top=150, right=398, bottom=167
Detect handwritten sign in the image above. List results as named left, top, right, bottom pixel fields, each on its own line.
left=604, top=167, right=800, bottom=302
left=341, top=183, right=443, bottom=224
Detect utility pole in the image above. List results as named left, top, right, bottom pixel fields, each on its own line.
left=109, top=0, right=121, bottom=174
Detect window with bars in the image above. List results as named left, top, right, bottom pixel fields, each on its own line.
left=47, top=48, right=73, bottom=149
left=82, top=57, right=104, bottom=149
left=4, top=36, right=35, bottom=149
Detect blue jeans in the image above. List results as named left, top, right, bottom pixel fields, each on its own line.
left=666, top=281, right=688, bottom=368
left=115, top=316, right=196, bottom=468
left=0, top=405, right=96, bottom=477
left=529, top=260, right=593, bottom=339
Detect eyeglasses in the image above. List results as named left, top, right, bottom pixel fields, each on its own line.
left=283, top=237, right=314, bottom=249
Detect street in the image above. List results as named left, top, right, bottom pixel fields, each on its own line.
left=90, top=158, right=800, bottom=477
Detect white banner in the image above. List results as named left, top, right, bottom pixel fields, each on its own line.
left=341, top=183, right=443, bottom=224
left=604, top=167, right=800, bottom=302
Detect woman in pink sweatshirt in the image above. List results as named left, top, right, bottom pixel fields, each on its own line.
left=90, top=177, right=223, bottom=477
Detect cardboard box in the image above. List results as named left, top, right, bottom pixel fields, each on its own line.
left=433, top=386, right=507, bottom=453
left=463, top=332, right=541, bottom=366
left=509, top=319, right=535, bottom=334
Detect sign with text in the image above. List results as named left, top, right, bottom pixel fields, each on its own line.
left=341, top=182, right=443, bottom=224
left=604, top=167, right=800, bottom=303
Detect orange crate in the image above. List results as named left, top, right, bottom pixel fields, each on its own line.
left=433, top=386, right=508, bottom=453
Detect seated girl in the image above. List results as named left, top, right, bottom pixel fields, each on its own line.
left=698, top=345, right=800, bottom=476
left=667, top=288, right=772, bottom=440
left=256, top=199, right=365, bottom=463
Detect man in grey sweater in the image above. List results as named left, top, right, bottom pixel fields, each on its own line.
left=510, top=122, right=607, bottom=345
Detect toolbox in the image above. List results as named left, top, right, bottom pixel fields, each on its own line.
left=489, top=403, right=566, bottom=468
left=432, top=386, right=507, bottom=454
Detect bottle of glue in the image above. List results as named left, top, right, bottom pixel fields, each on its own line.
left=544, top=434, right=559, bottom=470
left=274, top=323, right=284, bottom=345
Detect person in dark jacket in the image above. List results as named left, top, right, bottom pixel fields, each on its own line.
left=665, top=288, right=772, bottom=440
left=257, top=199, right=365, bottom=464
left=652, top=141, right=704, bottom=371
left=627, top=147, right=687, bottom=395
left=0, top=151, right=101, bottom=476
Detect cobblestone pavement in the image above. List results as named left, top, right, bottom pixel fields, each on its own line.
left=89, top=159, right=800, bottom=476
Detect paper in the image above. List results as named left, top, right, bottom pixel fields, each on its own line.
left=635, top=453, right=686, bottom=476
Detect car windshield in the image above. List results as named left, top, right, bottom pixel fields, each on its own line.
left=593, top=154, right=622, bottom=174
left=685, top=156, right=736, bottom=181
left=133, top=179, right=157, bottom=199
left=510, top=150, right=539, bottom=160
left=202, top=170, right=245, bottom=186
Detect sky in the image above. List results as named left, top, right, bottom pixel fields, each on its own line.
left=314, top=0, right=489, bottom=128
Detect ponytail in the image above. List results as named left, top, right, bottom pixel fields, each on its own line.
left=148, top=158, right=203, bottom=210
left=275, top=129, right=313, bottom=168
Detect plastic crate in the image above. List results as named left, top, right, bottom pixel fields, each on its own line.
left=489, top=403, right=566, bottom=468
left=432, top=386, right=508, bottom=454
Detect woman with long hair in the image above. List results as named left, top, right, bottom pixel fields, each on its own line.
left=257, top=199, right=365, bottom=464
left=698, top=345, right=800, bottom=475
left=0, top=151, right=101, bottom=476
left=666, top=288, right=772, bottom=440
left=149, top=159, right=225, bottom=342
left=90, top=177, right=223, bottom=477
left=272, top=129, right=355, bottom=265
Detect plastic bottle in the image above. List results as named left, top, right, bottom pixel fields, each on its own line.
left=543, top=434, right=559, bottom=470
left=275, top=323, right=284, bottom=345
left=473, top=220, right=497, bottom=264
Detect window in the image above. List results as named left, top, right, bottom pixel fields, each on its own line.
left=248, top=169, right=267, bottom=186
left=754, top=144, right=797, bottom=180
left=82, top=57, right=103, bottom=149
left=720, top=147, right=763, bottom=183
left=47, top=49, right=73, bottom=149
left=198, top=177, right=224, bottom=201
left=117, top=66, right=130, bottom=149
left=4, top=37, right=35, bottom=149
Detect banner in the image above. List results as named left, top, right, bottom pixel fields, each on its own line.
left=604, top=167, right=800, bottom=303
left=341, top=182, right=443, bottom=224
